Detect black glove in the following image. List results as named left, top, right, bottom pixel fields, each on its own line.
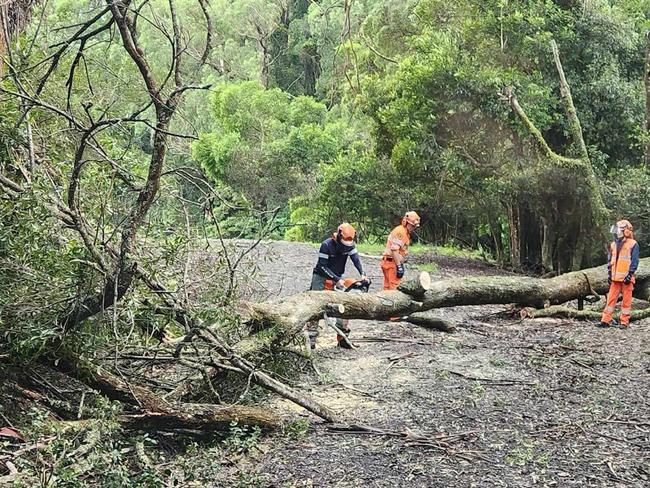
left=608, top=273, right=612, bottom=285
left=623, top=273, right=632, bottom=284
left=396, top=264, right=405, bottom=279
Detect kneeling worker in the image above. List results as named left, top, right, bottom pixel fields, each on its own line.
left=381, top=211, right=421, bottom=290
left=599, top=219, right=639, bottom=329
left=309, top=223, right=368, bottom=348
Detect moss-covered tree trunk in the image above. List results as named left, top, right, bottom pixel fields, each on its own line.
left=645, top=32, right=650, bottom=168
left=541, top=216, right=555, bottom=272
left=507, top=203, right=521, bottom=268
left=503, top=40, right=608, bottom=272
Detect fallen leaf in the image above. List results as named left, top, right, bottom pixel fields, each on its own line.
left=0, top=427, right=25, bottom=442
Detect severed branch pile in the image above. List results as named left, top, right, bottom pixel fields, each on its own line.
left=1, top=0, right=341, bottom=434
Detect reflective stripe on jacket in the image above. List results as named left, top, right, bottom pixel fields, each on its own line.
left=609, top=238, right=639, bottom=282
left=383, top=225, right=411, bottom=258
left=313, top=238, right=363, bottom=281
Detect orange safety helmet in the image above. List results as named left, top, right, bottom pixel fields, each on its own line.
left=333, top=222, right=356, bottom=246
left=402, top=211, right=421, bottom=228
left=614, top=219, right=634, bottom=239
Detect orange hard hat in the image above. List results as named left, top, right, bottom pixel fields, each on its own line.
left=616, top=219, right=633, bottom=231
left=403, top=211, right=421, bottom=227
left=335, top=222, right=356, bottom=242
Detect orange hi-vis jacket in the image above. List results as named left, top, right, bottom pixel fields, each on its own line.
left=383, top=225, right=411, bottom=259
left=609, top=238, right=638, bottom=283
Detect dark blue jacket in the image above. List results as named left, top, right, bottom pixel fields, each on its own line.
left=313, top=238, right=364, bottom=282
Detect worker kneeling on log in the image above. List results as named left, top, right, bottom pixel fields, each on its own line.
left=309, top=223, right=369, bottom=348
left=381, top=211, right=420, bottom=290
left=599, top=219, right=639, bottom=329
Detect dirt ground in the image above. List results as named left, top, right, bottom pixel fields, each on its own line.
left=214, top=241, right=650, bottom=487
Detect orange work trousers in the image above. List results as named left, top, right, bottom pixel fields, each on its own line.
left=381, top=258, right=401, bottom=290
left=601, top=281, right=633, bottom=325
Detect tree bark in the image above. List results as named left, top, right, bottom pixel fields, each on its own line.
left=550, top=39, right=590, bottom=162
left=541, top=217, right=554, bottom=272
left=404, top=312, right=456, bottom=332
left=507, top=203, right=521, bottom=268
left=488, top=215, right=505, bottom=265
left=645, top=32, right=650, bottom=168
left=521, top=305, right=650, bottom=323
left=118, top=403, right=281, bottom=432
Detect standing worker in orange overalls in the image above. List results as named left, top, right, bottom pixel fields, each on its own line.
left=381, top=211, right=421, bottom=290
left=599, top=219, right=639, bottom=329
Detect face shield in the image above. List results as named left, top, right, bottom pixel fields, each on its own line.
left=610, top=224, right=625, bottom=238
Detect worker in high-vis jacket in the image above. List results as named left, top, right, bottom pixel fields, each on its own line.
left=309, top=223, right=368, bottom=348
left=381, top=211, right=421, bottom=290
left=599, top=219, right=639, bottom=329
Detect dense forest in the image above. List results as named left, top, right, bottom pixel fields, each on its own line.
left=1, top=1, right=650, bottom=486
left=4, top=1, right=650, bottom=270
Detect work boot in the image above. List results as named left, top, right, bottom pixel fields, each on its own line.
left=597, top=321, right=610, bottom=328
left=614, top=323, right=630, bottom=330
left=336, top=329, right=353, bottom=349
left=308, top=331, right=318, bottom=349
left=305, top=321, right=320, bottom=350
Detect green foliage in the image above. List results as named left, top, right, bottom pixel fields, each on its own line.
left=506, top=440, right=550, bottom=468
left=603, top=166, right=650, bottom=250
left=194, top=82, right=344, bottom=210
left=283, top=418, right=310, bottom=440
left=416, top=263, right=438, bottom=274
left=0, top=191, right=92, bottom=359
left=224, top=422, right=262, bottom=454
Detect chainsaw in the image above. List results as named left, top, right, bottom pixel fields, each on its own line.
left=327, top=277, right=371, bottom=349
left=334, top=277, right=371, bottom=293
left=307, top=277, right=371, bottom=350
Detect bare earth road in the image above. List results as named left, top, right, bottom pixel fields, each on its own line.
left=207, top=241, right=650, bottom=488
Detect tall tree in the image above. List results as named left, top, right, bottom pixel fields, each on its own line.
left=645, top=32, right=650, bottom=167
left=0, top=0, right=39, bottom=74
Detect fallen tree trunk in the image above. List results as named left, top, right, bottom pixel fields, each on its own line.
left=404, top=312, right=456, bottom=332
left=521, top=305, right=650, bottom=323
left=118, top=403, right=281, bottom=432
left=55, top=357, right=282, bottom=430
left=240, top=272, right=432, bottom=352
left=245, top=260, right=650, bottom=342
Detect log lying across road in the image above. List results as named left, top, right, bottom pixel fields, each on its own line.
left=244, top=258, right=650, bottom=346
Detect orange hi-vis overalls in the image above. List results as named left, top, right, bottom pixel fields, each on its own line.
left=601, top=238, right=638, bottom=326
left=381, top=224, right=410, bottom=290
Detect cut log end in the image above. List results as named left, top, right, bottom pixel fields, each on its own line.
left=325, top=303, right=345, bottom=315
left=420, top=271, right=432, bottom=290
left=398, top=272, right=431, bottom=297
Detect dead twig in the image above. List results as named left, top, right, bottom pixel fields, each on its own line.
left=326, top=424, right=486, bottom=462
left=355, top=337, right=438, bottom=346
left=446, top=370, right=537, bottom=386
